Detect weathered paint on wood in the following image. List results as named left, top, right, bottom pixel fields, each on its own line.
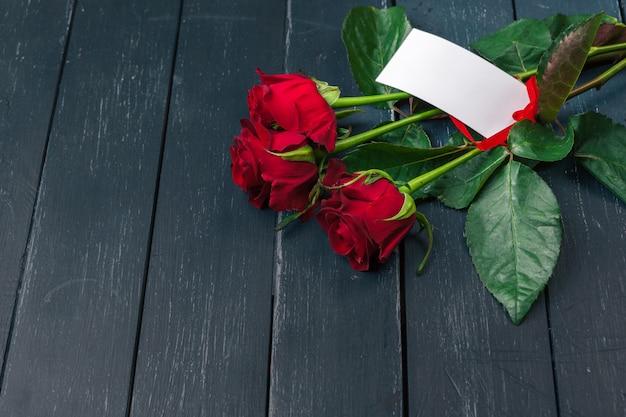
left=0, top=0, right=624, bottom=416
left=0, top=0, right=73, bottom=366
left=267, top=1, right=405, bottom=415
left=128, top=1, right=283, bottom=415
left=0, top=0, right=180, bottom=415
left=398, top=1, right=557, bottom=415
left=516, top=2, right=626, bottom=416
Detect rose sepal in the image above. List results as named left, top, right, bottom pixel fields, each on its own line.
left=266, top=144, right=317, bottom=163
left=321, top=168, right=396, bottom=191
left=312, top=76, right=341, bottom=106
left=274, top=186, right=322, bottom=231
left=385, top=192, right=417, bottom=221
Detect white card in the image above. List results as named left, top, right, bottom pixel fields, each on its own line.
left=376, top=29, right=529, bottom=138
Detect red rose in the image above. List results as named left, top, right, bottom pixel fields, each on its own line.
left=230, top=120, right=319, bottom=216
left=230, top=121, right=272, bottom=208
left=316, top=159, right=416, bottom=271
left=248, top=69, right=337, bottom=152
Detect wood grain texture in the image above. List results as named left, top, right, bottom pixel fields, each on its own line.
left=0, top=0, right=623, bottom=416
left=128, top=1, right=284, bottom=416
left=397, top=0, right=558, bottom=415
left=515, top=2, right=626, bottom=416
left=267, top=1, right=404, bottom=416
left=0, top=0, right=180, bottom=415
left=0, top=0, right=73, bottom=363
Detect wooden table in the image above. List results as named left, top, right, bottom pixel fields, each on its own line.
left=0, top=0, right=624, bottom=415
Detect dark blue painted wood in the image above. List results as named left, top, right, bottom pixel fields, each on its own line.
left=515, top=2, right=626, bottom=416
left=128, top=1, right=283, bottom=415
left=0, top=0, right=73, bottom=366
left=0, top=0, right=623, bottom=416
left=0, top=0, right=180, bottom=415
left=266, top=1, right=405, bottom=416
left=397, top=1, right=558, bottom=415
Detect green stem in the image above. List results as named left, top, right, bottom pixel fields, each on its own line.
left=568, top=55, right=626, bottom=99
left=332, top=91, right=411, bottom=108
left=588, top=42, right=626, bottom=58
left=330, top=108, right=443, bottom=154
left=515, top=69, right=537, bottom=80
left=398, top=147, right=483, bottom=194
left=586, top=51, right=626, bottom=68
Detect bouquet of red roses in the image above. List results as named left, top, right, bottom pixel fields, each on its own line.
left=230, top=6, right=626, bottom=324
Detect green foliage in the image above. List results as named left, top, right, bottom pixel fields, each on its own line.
left=466, top=161, right=562, bottom=325
left=537, top=13, right=604, bottom=122
left=341, top=6, right=412, bottom=108
left=375, top=122, right=432, bottom=148
left=334, top=7, right=626, bottom=324
left=542, top=14, right=591, bottom=40
left=508, top=120, right=574, bottom=162
left=471, top=13, right=623, bottom=76
left=571, top=112, right=626, bottom=203
left=423, top=146, right=509, bottom=209
left=593, top=21, right=626, bottom=46
left=342, top=143, right=469, bottom=186
left=470, top=19, right=552, bottom=74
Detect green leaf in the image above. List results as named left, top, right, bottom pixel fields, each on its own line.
left=466, top=161, right=562, bottom=324
left=334, top=109, right=364, bottom=121
left=275, top=211, right=303, bottom=231
left=341, top=6, right=412, bottom=108
left=537, top=13, right=604, bottom=122
left=508, top=120, right=574, bottom=162
left=446, top=130, right=473, bottom=146
left=543, top=15, right=621, bottom=44
left=375, top=122, right=431, bottom=148
left=342, top=143, right=469, bottom=186
left=423, top=146, right=509, bottom=209
left=571, top=112, right=626, bottom=203
left=470, top=19, right=552, bottom=74
left=593, top=21, right=626, bottom=46
left=542, top=14, right=591, bottom=40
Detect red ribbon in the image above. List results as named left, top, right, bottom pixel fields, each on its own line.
left=450, top=76, right=539, bottom=151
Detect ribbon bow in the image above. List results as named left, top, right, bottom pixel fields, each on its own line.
left=450, top=76, right=539, bottom=151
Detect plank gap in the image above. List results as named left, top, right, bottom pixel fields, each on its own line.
left=0, top=0, right=79, bottom=394
left=544, top=287, right=563, bottom=417
left=124, top=0, right=186, bottom=415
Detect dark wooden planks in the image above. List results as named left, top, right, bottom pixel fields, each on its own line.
left=0, top=0, right=73, bottom=366
left=267, top=1, right=404, bottom=416
left=127, top=1, right=283, bottom=416
left=515, top=2, right=626, bottom=416
left=0, top=0, right=180, bottom=415
left=398, top=0, right=558, bottom=415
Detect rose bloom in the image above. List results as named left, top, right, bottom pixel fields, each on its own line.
left=316, top=159, right=416, bottom=271
left=230, top=119, right=319, bottom=216
left=248, top=69, right=337, bottom=152
left=230, top=121, right=271, bottom=209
